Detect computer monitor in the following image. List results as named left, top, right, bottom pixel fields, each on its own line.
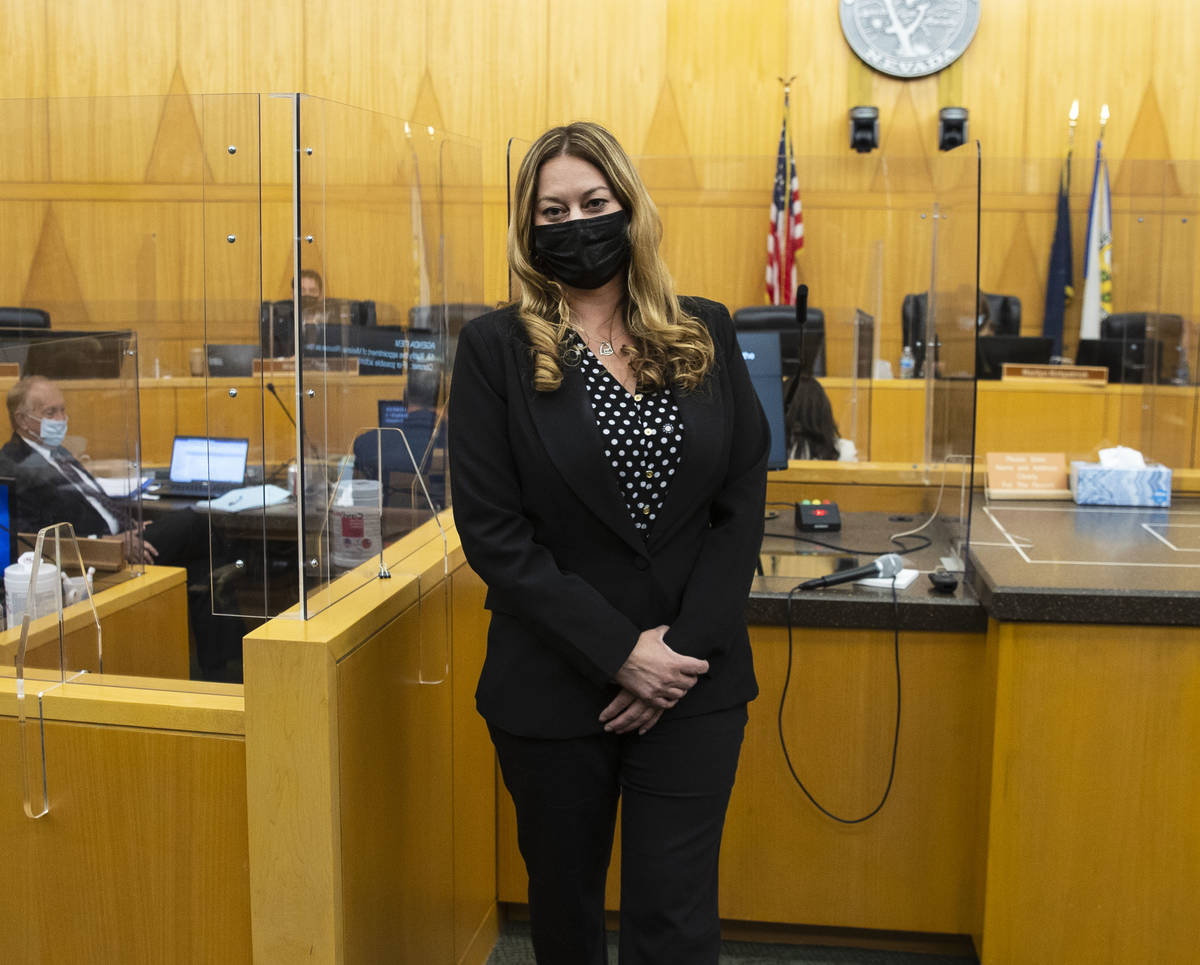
left=0, top=329, right=132, bottom=380
left=260, top=299, right=376, bottom=357
left=975, top=335, right=1054, bottom=380
left=1075, top=338, right=1157, bottom=384
left=731, top=306, right=826, bottom=379
left=206, top=343, right=259, bottom=377
left=735, top=330, right=788, bottom=471
left=0, top=477, right=15, bottom=572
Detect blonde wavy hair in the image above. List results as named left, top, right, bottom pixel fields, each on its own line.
left=508, top=121, right=715, bottom=393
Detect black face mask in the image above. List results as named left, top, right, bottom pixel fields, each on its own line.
left=532, top=210, right=631, bottom=290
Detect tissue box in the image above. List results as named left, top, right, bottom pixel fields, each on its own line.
left=1069, top=461, right=1172, bottom=507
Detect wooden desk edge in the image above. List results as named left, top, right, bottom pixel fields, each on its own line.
left=245, top=512, right=464, bottom=658
left=0, top=675, right=245, bottom=735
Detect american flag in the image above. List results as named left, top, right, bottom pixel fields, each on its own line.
left=766, top=89, right=804, bottom=305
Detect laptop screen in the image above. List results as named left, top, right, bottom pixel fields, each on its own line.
left=169, top=437, right=249, bottom=484
left=377, top=399, right=408, bottom=429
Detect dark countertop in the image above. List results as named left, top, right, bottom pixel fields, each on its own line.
left=968, top=499, right=1200, bottom=626
left=747, top=509, right=987, bottom=632
left=749, top=498, right=1200, bottom=629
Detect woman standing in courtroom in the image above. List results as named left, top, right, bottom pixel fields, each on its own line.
left=448, top=121, right=769, bottom=965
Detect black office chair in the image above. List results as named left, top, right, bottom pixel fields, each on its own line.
left=731, top=305, right=826, bottom=379
left=0, top=307, right=51, bottom=328
left=980, top=292, right=1022, bottom=336
left=1095, top=312, right=1186, bottom=384
left=902, top=290, right=1022, bottom=373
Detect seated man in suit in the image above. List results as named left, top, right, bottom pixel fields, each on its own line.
left=0, top=375, right=245, bottom=680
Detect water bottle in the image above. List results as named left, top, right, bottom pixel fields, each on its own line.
left=899, top=345, right=915, bottom=379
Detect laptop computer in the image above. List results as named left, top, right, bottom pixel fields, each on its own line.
left=151, top=436, right=250, bottom=498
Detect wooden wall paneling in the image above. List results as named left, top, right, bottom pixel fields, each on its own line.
left=0, top=201, right=49, bottom=307
left=0, top=96, right=50, bottom=184
left=545, top=0, right=667, bottom=151
left=720, top=625, right=987, bottom=933
left=981, top=622, right=1200, bottom=965
left=980, top=209, right=1046, bottom=337
left=784, top=0, right=855, bottom=159
left=664, top=0, right=790, bottom=159
left=1151, top=0, right=1200, bottom=160
left=302, top=0, right=425, bottom=119
left=659, top=202, right=764, bottom=314
left=179, top=0, right=303, bottom=98
left=1024, top=1, right=1155, bottom=162
left=958, top=0, right=1029, bottom=160
left=45, top=0, right=177, bottom=98
left=0, top=0, right=47, bottom=99
left=20, top=203, right=91, bottom=328
left=0, top=717, right=252, bottom=964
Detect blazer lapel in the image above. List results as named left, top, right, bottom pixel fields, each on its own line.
left=522, top=350, right=646, bottom=554
left=647, top=378, right=726, bottom=550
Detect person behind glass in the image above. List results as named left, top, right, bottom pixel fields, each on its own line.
left=0, top=375, right=244, bottom=678
left=785, top=376, right=857, bottom=461
left=448, top=121, right=770, bottom=965
left=354, top=365, right=447, bottom=509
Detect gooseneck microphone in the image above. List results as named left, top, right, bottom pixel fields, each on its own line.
left=797, top=553, right=903, bottom=590
left=795, top=283, right=808, bottom=327
left=265, top=382, right=297, bottom=427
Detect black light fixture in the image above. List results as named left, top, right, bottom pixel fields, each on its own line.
left=848, top=106, right=879, bottom=153
left=938, top=107, right=969, bottom=151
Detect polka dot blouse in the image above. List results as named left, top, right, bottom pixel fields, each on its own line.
left=573, top=335, right=684, bottom=538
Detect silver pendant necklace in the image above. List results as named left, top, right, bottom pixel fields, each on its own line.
left=597, top=339, right=615, bottom=356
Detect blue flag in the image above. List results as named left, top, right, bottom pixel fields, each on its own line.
left=1042, top=157, right=1073, bottom=356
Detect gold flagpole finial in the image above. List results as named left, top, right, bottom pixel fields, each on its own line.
left=1099, top=103, right=1110, bottom=141
left=1067, top=99, right=1079, bottom=150
left=777, top=75, right=797, bottom=95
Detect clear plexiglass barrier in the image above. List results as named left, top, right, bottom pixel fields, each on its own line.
left=0, top=93, right=473, bottom=704
left=200, top=94, right=478, bottom=622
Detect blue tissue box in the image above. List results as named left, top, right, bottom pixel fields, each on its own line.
left=1070, top=461, right=1172, bottom=507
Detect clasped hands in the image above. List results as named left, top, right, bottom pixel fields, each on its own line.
left=599, top=625, right=708, bottom=736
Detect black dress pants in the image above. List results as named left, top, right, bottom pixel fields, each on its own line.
left=490, top=704, right=748, bottom=965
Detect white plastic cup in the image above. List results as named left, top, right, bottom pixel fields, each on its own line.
left=4, top=553, right=63, bottom=628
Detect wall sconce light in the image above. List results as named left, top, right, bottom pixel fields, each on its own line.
left=848, top=106, right=879, bottom=153
left=938, top=107, right=969, bottom=151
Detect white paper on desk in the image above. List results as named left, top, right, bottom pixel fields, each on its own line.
left=206, top=484, right=291, bottom=512
left=857, top=568, right=920, bottom=590
left=97, top=475, right=152, bottom=498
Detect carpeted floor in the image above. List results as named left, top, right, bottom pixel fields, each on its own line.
left=485, top=921, right=979, bottom=964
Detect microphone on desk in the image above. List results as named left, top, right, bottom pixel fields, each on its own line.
left=794, top=283, right=808, bottom=327
left=797, top=553, right=903, bottom=590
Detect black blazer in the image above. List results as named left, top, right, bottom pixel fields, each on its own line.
left=448, top=297, right=769, bottom=738
left=0, top=434, right=130, bottom=539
